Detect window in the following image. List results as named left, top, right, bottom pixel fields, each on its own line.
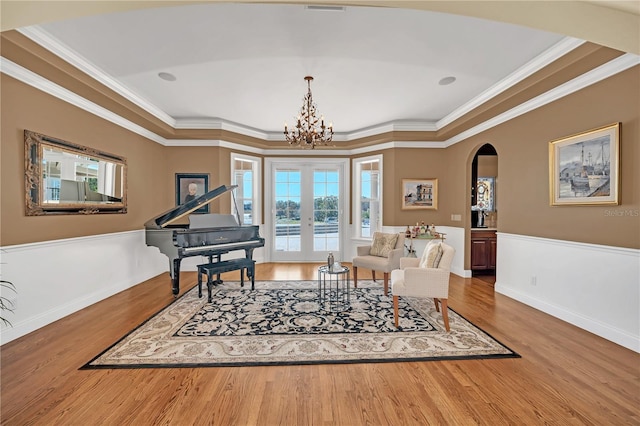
left=231, top=153, right=261, bottom=225
left=353, top=155, right=382, bottom=238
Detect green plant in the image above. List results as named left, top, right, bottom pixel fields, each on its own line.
left=1, top=280, right=16, bottom=327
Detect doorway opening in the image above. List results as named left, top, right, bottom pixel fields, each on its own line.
left=470, top=144, right=498, bottom=283
left=265, top=158, right=348, bottom=263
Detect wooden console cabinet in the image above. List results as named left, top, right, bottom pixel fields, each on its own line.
left=471, top=230, right=497, bottom=271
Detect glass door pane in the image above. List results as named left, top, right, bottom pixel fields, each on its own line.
left=313, top=169, right=340, bottom=252
left=274, top=169, right=301, bottom=253
left=269, top=161, right=343, bottom=262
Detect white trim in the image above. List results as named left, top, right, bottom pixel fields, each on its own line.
left=341, top=120, right=439, bottom=141
left=17, top=26, right=177, bottom=127
left=0, top=230, right=168, bottom=345
left=175, top=118, right=271, bottom=140
left=230, top=152, right=263, bottom=225
left=0, top=229, right=138, bottom=251
left=444, top=53, right=640, bottom=147
left=264, top=157, right=349, bottom=263
left=0, top=57, right=167, bottom=145
left=370, top=225, right=467, bottom=278
left=15, top=26, right=582, bottom=141
left=437, top=37, right=585, bottom=128
left=496, top=232, right=638, bottom=257
left=352, top=154, right=383, bottom=238
left=495, top=232, right=640, bottom=352
left=2, top=46, right=637, bottom=152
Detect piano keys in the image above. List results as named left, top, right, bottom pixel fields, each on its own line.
left=145, top=184, right=265, bottom=295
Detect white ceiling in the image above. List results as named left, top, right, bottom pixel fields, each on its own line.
left=22, top=3, right=572, bottom=137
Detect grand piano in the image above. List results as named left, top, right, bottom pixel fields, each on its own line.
left=145, top=184, right=265, bottom=295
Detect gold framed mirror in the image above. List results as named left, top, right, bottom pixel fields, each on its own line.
left=24, top=130, right=127, bottom=215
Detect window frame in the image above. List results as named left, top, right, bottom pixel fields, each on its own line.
left=352, top=154, right=383, bottom=239
left=230, top=152, right=262, bottom=225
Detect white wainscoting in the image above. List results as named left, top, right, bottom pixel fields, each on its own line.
left=495, top=232, right=640, bottom=352
left=4, top=228, right=636, bottom=352
left=349, top=226, right=467, bottom=278
left=0, top=230, right=167, bottom=344
left=0, top=228, right=267, bottom=345
left=404, top=226, right=468, bottom=278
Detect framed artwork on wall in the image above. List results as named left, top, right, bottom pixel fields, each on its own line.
left=402, top=178, right=438, bottom=210
left=549, top=123, right=620, bottom=206
left=175, top=173, right=209, bottom=213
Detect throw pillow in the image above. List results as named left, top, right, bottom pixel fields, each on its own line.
left=369, top=232, right=399, bottom=257
left=419, top=242, right=443, bottom=268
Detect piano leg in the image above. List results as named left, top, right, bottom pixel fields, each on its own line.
left=245, top=248, right=255, bottom=260
left=171, top=258, right=182, bottom=295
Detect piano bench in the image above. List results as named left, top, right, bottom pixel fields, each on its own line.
left=197, top=258, right=256, bottom=302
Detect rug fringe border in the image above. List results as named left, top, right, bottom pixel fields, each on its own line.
left=79, top=281, right=521, bottom=370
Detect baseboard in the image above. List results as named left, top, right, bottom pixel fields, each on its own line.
left=0, top=270, right=154, bottom=345
left=496, top=282, right=640, bottom=353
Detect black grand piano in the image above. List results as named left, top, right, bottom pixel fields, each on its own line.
left=145, top=184, right=265, bottom=295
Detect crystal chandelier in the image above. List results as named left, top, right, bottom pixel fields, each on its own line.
left=284, top=76, right=334, bottom=149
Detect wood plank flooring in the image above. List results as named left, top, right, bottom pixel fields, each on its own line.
left=2, top=263, right=639, bottom=425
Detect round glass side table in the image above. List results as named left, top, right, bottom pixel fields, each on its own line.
left=317, top=264, right=350, bottom=311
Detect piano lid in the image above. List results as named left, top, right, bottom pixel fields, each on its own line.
left=145, top=184, right=238, bottom=229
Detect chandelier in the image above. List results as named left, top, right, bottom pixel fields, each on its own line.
left=284, top=76, right=334, bottom=149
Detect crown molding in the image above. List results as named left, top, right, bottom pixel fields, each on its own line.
left=17, top=26, right=177, bottom=127
left=0, top=57, right=166, bottom=145
left=437, top=37, right=585, bottom=128
left=3, top=52, right=637, bottom=154
left=443, top=52, right=640, bottom=147
left=174, top=118, right=272, bottom=140
left=17, top=26, right=583, bottom=141
left=343, top=121, right=439, bottom=141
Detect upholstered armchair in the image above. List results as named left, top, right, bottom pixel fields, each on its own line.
left=390, top=241, right=456, bottom=331
left=352, top=232, right=405, bottom=296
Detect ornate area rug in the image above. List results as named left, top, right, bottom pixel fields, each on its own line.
left=82, top=280, right=519, bottom=368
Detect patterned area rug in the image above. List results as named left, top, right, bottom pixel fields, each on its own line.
left=82, top=280, right=519, bottom=368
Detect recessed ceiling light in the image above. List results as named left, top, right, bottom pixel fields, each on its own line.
left=439, top=76, right=456, bottom=86
left=158, top=72, right=177, bottom=82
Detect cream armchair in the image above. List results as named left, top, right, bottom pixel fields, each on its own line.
left=390, top=241, right=455, bottom=331
left=352, top=232, right=405, bottom=296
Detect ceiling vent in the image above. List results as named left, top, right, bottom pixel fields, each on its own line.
left=305, top=5, right=346, bottom=12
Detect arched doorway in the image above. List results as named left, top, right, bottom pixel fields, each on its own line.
left=470, top=144, right=498, bottom=284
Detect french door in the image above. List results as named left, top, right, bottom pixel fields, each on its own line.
left=266, top=158, right=347, bottom=262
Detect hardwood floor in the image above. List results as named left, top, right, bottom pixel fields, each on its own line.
left=2, top=263, right=638, bottom=425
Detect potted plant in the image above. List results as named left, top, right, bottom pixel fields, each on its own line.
left=1, top=280, right=16, bottom=327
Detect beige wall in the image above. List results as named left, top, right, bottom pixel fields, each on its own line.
left=449, top=66, right=639, bottom=249
left=163, top=145, right=235, bottom=222
left=0, top=74, right=168, bottom=245
left=2, top=66, right=638, bottom=251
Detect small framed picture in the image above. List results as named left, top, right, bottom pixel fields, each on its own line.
left=549, top=123, right=620, bottom=206
left=175, top=173, right=209, bottom=213
left=402, top=178, right=438, bottom=210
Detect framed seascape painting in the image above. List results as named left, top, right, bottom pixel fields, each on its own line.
left=402, top=178, right=438, bottom=210
left=549, top=123, right=620, bottom=206
left=175, top=173, right=209, bottom=213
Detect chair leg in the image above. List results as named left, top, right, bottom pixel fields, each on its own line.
left=434, top=298, right=440, bottom=312
left=372, top=271, right=377, bottom=282
left=393, top=295, right=399, bottom=328
left=383, top=273, right=389, bottom=296
left=353, top=266, right=358, bottom=288
left=440, top=298, right=450, bottom=332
